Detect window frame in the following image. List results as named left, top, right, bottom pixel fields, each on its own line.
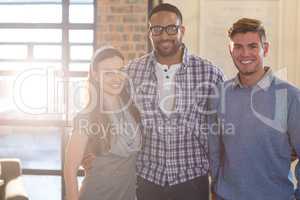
left=0, top=0, right=96, bottom=199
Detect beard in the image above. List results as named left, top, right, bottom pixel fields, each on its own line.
left=154, top=39, right=182, bottom=57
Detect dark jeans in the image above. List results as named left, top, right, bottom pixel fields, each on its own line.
left=136, top=175, right=209, bottom=200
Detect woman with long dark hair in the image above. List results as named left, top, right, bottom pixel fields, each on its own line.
left=64, top=46, right=141, bottom=200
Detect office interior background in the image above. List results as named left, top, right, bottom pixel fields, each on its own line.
left=0, top=0, right=299, bottom=199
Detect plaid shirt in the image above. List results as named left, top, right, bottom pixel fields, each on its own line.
left=126, top=46, right=225, bottom=186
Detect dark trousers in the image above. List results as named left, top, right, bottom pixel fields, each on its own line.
left=136, top=176, right=209, bottom=200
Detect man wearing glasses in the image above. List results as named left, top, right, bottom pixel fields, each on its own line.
left=126, top=3, right=225, bottom=200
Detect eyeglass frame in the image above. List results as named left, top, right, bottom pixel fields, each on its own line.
left=149, top=24, right=182, bottom=36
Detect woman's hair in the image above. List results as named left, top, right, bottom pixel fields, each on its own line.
left=81, top=46, right=140, bottom=155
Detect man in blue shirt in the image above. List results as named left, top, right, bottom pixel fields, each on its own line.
left=209, top=18, right=300, bottom=200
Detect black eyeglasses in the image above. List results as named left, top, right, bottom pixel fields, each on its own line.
left=149, top=24, right=181, bottom=36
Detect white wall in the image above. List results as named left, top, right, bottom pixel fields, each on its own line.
left=165, top=0, right=300, bottom=87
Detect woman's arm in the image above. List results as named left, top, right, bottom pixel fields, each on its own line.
left=64, top=131, right=88, bottom=200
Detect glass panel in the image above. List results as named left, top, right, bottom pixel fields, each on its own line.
left=0, top=127, right=61, bottom=170
left=70, top=0, right=93, bottom=3
left=0, top=67, right=64, bottom=118
left=0, top=45, right=27, bottom=59
left=69, top=29, right=93, bottom=43
left=23, top=175, right=61, bottom=200
left=0, top=0, right=61, bottom=2
left=15, top=71, right=48, bottom=110
left=0, top=76, right=14, bottom=113
left=0, top=61, right=61, bottom=70
left=33, top=45, right=62, bottom=60
left=68, top=77, right=88, bottom=118
left=0, top=5, right=62, bottom=23
left=0, top=29, right=62, bottom=43
left=69, top=62, right=90, bottom=71
left=69, top=4, right=94, bottom=23
left=70, top=45, right=93, bottom=60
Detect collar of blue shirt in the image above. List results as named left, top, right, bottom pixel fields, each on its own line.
left=232, top=66, right=274, bottom=91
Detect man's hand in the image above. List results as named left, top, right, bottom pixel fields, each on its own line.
left=291, top=149, right=298, bottom=162
left=81, top=153, right=96, bottom=174
left=211, top=192, right=217, bottom=200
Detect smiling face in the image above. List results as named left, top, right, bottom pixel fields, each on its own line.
left=95, top=56, right=125, bottom=96
left=149, top=11, right=185, bottom=61
left=229, top=31, right=269, bottom=83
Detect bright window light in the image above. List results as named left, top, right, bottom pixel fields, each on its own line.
left=0, top=0, right=61, bottom=2
left=68, top=77, right=88, bottom=116
left=0, top=62, right=61, bottom=71
left=0, top=0, right=94, bottom=117
left=69, top=4, right=94, bottom=23
left=69, top=30, right=93, bottom=43
left=0, top=5, right=62, bottom=23
left=70, top=0, right=93, bottom=3
left=70, top=45, right=93, bottom=60
left=34, top=45, right=62, bottom=60
left=17, top=72, right=48, bottom=109
left=0, top=29, right=62, bottom=43
left=69, top=62, right=90, bottom=71
left=0, top=45, right=27, bottom=59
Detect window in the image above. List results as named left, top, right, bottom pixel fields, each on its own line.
left=0, top=0, right=95, bottom=199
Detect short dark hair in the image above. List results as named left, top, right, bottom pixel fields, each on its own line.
left=149, top=3, right=183, bottom=24
left=228, top=18, right=266, bottom=43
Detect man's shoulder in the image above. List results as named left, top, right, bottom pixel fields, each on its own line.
left=224, top=78, right=236, bottom=85
left=187, top=53, right=223, bottom=70
left=216, top=78, right=236, bottom=92
left=124, top=53, right=153, bottom=83
left=273, top=75, right=300, bottom=95
left=186, top=53, right=211, bottom=65
left=127, top=53, right=152, bottom=69
left=187, top=54, right=225, bottom=82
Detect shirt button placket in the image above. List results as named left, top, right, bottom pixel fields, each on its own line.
left=165, top=119, right=173, bottom=184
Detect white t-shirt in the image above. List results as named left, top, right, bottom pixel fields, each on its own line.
left=155, top=62, right=181, bottom=116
